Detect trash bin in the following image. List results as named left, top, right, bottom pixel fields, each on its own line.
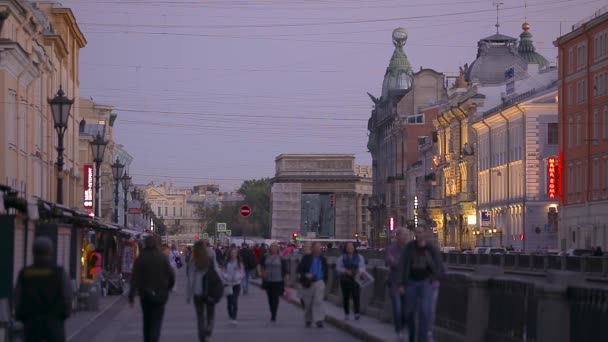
left=78, top=282, right=100, bottom=311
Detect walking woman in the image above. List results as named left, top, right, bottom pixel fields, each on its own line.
left=336, top=241, right=366, bottom=320
left=186, top=241, right=224, bottom=342
left=222, top=247, right=244, bottom=324
left=257, top=242, right=289, bottom=322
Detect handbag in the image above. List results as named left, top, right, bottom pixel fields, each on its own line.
left=174, top=256, right=183, bottom=269
left=224, top=284, right=233, bottom=297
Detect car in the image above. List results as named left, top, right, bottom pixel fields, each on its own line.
left=562, top=249, right=593, bottom=257
left=440, top=246, right=458, bottom=253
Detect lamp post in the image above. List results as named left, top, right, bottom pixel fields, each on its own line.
left=49, top=87, right=74, bottom=205
left=111, top=158, right=125, bottom=224
left=90, top=133, right=107, bottom=217
left=121, top=172, right=131, bottom=227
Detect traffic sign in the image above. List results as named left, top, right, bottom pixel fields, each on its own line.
left=240, top=205, right=251, bottom=217
left=216, top=223, right=227, bottom=232
left=225, top=230, right=232, bottom=236
left=202, top=233, right=209, bottom=239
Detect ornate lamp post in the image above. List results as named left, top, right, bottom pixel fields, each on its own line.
left=49, top=87, right=74, bottom=205
left=110, top=158, right=125, bottom=224
left=90, top=133, right=107, bottom=217
left=121, top=172, right=131, bottom=227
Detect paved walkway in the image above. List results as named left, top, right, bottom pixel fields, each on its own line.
left=70, top=270, right=358, bottom=342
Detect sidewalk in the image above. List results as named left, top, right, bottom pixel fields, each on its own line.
left=252, top=278, right=397, bottom=342
left=66, top=292, right=125, bottom=341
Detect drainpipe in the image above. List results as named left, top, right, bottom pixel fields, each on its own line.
left=515, top=104, right=526, bottom=252
left=498, top=111, right=510, bottom=248
left=480, top=119, right=492, bottom=247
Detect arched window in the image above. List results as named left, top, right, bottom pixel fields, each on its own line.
left=397, top=72, right=411, bottom=89
left=79, top=119, right=86, bottom=133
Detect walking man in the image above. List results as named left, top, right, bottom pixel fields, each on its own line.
left=385, top=228, right=409, bottom=339
left=297, top=242, right=328, bottom=328
left=398, top=226, right=444, bottom=342
left=239, top=243, right=257, bottom=295
left=129, top=236, right=176, bottom=342
left=15, top=237, right=73, bottom=342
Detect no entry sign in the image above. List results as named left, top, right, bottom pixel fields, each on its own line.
left=240, top=205, right=251, bottom=217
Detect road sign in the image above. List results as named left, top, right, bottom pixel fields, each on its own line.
left=202, top=233, right=209, bottom=239
left=216, top=223, right=227, bottom=232
left=240, top=205, right=251, bottom=217
left=225, top=230, right=232, bottom=236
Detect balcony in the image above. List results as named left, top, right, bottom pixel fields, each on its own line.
left=457, top=192, right=475, bottom=203
left=428, top=199, right=443, bottom=208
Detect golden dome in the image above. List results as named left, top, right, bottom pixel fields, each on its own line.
left=522, top=22, right=531, bottom=32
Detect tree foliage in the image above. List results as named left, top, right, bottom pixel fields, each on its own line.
left=237, top=178, right=271, bottom=238
left=194, top=204, right=220, bottom=234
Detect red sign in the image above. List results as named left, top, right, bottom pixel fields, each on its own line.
left=83, top=164, right=94, bottom=209
left=240, top=205, right=251, bottom=217
left=548, top=156, right=558, bottom=200
left=128, top=208, right=143, bottom=215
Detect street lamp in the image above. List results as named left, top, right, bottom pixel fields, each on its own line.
left=111, top=158, right=125, bottom=224
left=121, top=172, right=131, bottom=227
left=49, top=87, right=74, bottom=205
left=90, top=133, right=107, bottom=217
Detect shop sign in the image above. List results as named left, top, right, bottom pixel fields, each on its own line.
left=548, top=156, right=558, bottom=199
left=84, top=164, right=94, bottom=209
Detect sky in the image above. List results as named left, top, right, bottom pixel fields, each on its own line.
left=62, top=0, right=604, bottom=191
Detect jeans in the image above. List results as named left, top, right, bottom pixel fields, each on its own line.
left=264, top=281, right=284, bottom=321
left=24, top=318, right=66, bottom=342
left=302, top=280, right=325, bottom=324
left=389, top=286, right=407, bottom=333
left=405, top=280, right=433, bottom=342
left=340, top=277, right=360, bottom=315
left=242, top=270, right=250, bottom=294
left=226, top=285, right=241, bottom=320
left=140, top=300, right=166, bottom=342
left=194, top=296, right=215, bottom=342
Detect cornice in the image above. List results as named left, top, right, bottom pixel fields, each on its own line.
left=51, top=7, right=87, bottom=48
left=43, top=34, right=68, bottom=59
left=0, top=41, right=40, bottom=86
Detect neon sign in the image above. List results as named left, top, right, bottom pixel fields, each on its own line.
left=84, top=164, right=94, bottom=209
left=548, top=156, right=558, bottom=200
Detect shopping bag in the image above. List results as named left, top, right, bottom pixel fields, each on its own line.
left=284, top=287, right=293, bottom=302
left=354, top=270, right=375, bottom=288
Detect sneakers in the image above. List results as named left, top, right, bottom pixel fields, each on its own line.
left=230, top=320, right=238, bottom=325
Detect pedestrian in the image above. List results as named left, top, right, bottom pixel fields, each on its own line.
left=297, top=244, right=312, bottom=308
left=257, top=242, right=289, bottom=322
left=336, top=241, right=366, bottom=321
left=239, top=243, right=257, bottom=295
left=222, top=247, right=244, bottom=324
left=385, top=228, right=409, bottom=339
left=398, top=226, right=444, bottom=342
left=297, top=242, right=328, bottom=328
left=14, top=236, right=72, bottom=342
left=186, top=241, right=224, bottom=341
left=129, top=236, right=176, bottom=342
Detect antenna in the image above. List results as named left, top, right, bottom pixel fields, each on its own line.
left=524, top=0, right=528, bottom=22
left=493, top=2, right=504, bottom=34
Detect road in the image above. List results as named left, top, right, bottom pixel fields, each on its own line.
left=70, top=270, right=359, bottom=342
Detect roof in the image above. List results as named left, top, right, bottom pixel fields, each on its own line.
left=480, top=33, right=518, bottom=42
left=518, top=23, right=549, bottom=67
left=466, top=33, right=528, bottom=85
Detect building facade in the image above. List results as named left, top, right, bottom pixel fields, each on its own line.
left=367, top=28, right=446, bottom=245
left=434, top=23, right=557, bottom=251
left=0, top=0, right=86, bottom=208
left=270, top=154, right=372, bottom=243
left=555, top=7, right=608, bottom=250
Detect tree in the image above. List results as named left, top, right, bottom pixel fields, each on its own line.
left=237, top=178, right=271, bottom=238
left=194, top=204, right=220, bottom=235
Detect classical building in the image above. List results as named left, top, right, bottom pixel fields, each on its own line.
left=434, top=23, right=556, bottom=251
left=270, top=154, right=372, bottom=243
left=0, top=0, right=86, bottom=208
left=555, top=7, right=608, bottom=250
left=366, top=28, right=446, bottom=244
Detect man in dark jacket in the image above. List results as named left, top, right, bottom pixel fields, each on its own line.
left=239, top=244, right=257, bottom=295
left=129, top=236, right=176, bottom=342
left=397, top=225, right=444, bottom=342
left=15, top=236, right=72, bottom=342
left=297, top=242, right=328, bottom=328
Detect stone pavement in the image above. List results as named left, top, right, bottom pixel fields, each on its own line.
left=66, top=291, right=124, bottom=340
left=69, top=270, right=358, bottom=342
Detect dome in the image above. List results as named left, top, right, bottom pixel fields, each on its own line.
left=466, top=33, right=528, bottom=85
left=381, top=28, right=413, bottom=97
left=518, top=22, right=549, bottom=67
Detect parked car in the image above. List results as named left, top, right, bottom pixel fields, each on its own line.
left=441, top=246, right=458, bottom=253
left=487, top=247, right=507, bottom=254
left=561, top=249, right=593, bottom=257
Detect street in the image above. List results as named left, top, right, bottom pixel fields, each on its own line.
left=69, top=271, right=358, bottom=342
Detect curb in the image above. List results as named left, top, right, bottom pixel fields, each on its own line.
left=252, top=280, right=385, bottom=342
left=67, top=295, right=124, bottom=341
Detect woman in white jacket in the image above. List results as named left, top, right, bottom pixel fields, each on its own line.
left=222, top=247, right=244, bottom=324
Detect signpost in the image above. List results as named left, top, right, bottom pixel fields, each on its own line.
left=240, top=205, right=251, bottom=217
left=216, top=223, right=227, bottom=232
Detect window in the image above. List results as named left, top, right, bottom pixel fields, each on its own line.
left=157, top=206, right=161, bottom=216
left=7, top=91, right=17, bottom=146
left=406, top=114, right=424, bottom=124
left=180, top=207, right=183, bottom=216
left=568, top=84, right=573, bottom=103
left=165, top=207, right=168, bottom=216
left=568, top=48, right=574, bottom=73
left=594, top=75, right=599, bottom=97
left=576, top=164, right=583, bottom=193
left=548, top=123, right=558, bottom=145
left=593, top=110, right=599, bottom=144
left=576, top=115, right=582, bottom=146
left=173, top=207, right=176, bottom=216
left=605, top=158, right=608, bottom=190
left=593, top=159, right=600, bottom=190
left=568, top=116, right=573, bottom=148
left=577, top=44, right=586, bottom=70
left=604, top=106, right=608, bottom=139
left=567, top=164, right=574, bottom=195
left=19, top=101, right=26, bottom=151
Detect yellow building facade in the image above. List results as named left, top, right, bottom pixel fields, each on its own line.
left=0, top=0, right=86, bottom=207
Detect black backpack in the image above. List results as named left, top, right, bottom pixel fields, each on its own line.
left=203, top=267, right=224, bottom=304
